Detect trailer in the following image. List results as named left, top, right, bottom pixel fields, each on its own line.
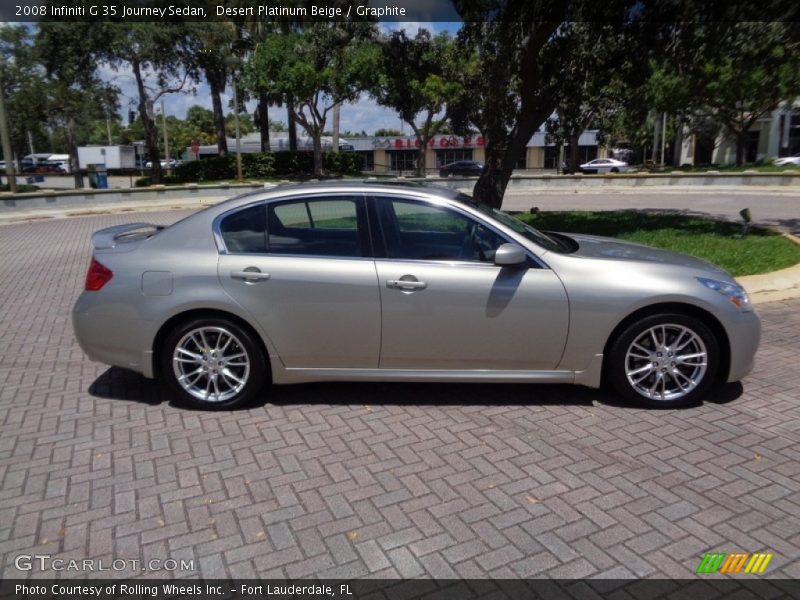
left=77, top=145, right=136, bottom=171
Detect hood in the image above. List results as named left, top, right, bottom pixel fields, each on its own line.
left=563, top=233, right=729, bottom=275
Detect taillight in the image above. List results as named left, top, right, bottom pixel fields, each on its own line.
left=85, top=257, right=113, bottom=291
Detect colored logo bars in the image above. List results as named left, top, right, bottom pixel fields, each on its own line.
left=696, top=552, right=773, bottom=574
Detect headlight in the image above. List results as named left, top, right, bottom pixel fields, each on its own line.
left=697, top=277, right=752, bottom=310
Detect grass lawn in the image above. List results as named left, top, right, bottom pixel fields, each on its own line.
left=515, top=210, right=800, bottom=277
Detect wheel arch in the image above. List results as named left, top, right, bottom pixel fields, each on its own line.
left=152, top=308, right=273, bottom=383
left=601, top=302, right=731, bottom=384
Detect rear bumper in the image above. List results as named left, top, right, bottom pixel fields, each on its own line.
left=72, top=292, right=155, bottom=377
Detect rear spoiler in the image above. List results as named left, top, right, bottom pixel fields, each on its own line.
left=91, top=223, right=164, bottom=250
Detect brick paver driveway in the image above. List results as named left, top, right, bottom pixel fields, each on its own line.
left=1, top=211, right=799, bottom=580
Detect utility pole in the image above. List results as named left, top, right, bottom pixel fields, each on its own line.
left=0, top=73, right=17, bottom=192
left=660, top=112, right=667, bottom=167
left=161, top=99, right=170, bottom=175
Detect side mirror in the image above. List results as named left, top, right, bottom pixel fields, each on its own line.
left=494, top=243, right=527, bottom=266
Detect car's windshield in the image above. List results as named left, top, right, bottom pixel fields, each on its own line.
left=460, top=196, right=573, bottom=253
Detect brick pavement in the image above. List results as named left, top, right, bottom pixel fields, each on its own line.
left=0, top=211, right=799, bottom=580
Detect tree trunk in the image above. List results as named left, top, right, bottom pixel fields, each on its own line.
left=312, top=132, right=323, bottom=176
left=287, top=97, right=298, bottom=152
left=569, top=132, right=580, bottom=174
left=735, top=130, right=746, bottom=166
left=416, top=141, right=427, bottom=178
left=257, top=91, right=270, bottom=152
left=132, top=59, right=162, bottom=184
left=209, top=70, right=228, bottom=156
left=472, top=22, right=559, bottom=208
left=473, top=104, right=553, bottom=208
left=331, top=102, right=340, bottom=154
left=66, top=120, right=84, bottom=189
left=672, top=114, right=683, bottom=166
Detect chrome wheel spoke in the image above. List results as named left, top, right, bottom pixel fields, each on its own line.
left=677, top=352, right=706, bottom=364
left=173, top=326, right=251, bottom=403
left=625, top=323, right=708, bottom=402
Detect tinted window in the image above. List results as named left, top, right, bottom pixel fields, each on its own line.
left=267, top=197, right=364, bottom=257
left=219, top=204, right=267, bottom=253
left=377, top=198, right=506, bottom=262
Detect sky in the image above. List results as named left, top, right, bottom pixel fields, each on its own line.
left=101, top=21, right=460, bottom=137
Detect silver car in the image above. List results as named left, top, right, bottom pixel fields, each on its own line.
left=73, top=182, right=760, bottom=410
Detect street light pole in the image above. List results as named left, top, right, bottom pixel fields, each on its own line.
left=0, top=72, right=17, bottom=193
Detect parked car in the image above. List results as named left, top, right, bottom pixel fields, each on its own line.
left=73, top=182, right=760, bottom=410
left=773, top=154, right=800, bottom=166
left=439, top=160, right=484, bottom=177
left=145, top=159, right=181, bottom=169
left=579, top=158, right=630, bottom=174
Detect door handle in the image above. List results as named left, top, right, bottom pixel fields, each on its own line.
left=231, top=269, right=271, bottom=282
left=387, top=279, right=427, bottom=291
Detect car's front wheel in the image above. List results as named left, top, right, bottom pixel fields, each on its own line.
left=161, top=317, right=267, bottom=409
left=606, top=313, right=719, bottom=408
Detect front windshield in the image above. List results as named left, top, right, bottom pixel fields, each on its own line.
left=462, top=196, right=572, bottom=253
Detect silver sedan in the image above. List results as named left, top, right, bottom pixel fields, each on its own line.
left=73, top=182, right=760, bottom=409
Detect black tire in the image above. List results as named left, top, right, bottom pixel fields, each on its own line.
left=610, top=167, right=620, bottom=173
left=160, top=317, right=267, bottom=410
left=606, top=313, right=719, bottom=408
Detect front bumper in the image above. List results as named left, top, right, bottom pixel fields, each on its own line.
left=725, top=309, right=762, bottom=382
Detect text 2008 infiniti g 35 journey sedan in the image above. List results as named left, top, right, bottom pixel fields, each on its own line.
left=73, top=182, right=760, bottom=409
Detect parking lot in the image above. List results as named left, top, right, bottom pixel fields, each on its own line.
left=1, top=209, right=799, bottom=579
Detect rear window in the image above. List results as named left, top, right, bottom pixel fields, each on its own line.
left=219, top=204, right=267, bottom=253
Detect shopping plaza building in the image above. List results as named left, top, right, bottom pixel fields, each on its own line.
left=190, top=130, right=604, bottom=174
left=188, top=104, right=800, bottom=170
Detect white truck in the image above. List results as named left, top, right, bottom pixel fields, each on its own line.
left=77, top=145, right=136, bottom=171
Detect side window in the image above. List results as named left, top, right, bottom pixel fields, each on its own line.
left=219, top=204, right=267, bottom=254
left=267, top=197, right=364, bottom=257
left=377, top=198, right=507, bottom=262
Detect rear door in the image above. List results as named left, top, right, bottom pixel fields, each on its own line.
left=217, top=195, right=381, bottom=369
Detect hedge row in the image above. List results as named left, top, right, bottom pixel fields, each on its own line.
left=135, top=151, right=363, bottom=187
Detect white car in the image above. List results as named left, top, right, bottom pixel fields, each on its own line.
left=773, top=154, right=800, bottom=166
left=579, top=158, right=630, bottom=174
left=145, top=159, right=182, bottom=169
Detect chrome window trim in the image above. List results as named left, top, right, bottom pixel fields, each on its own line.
left=213, top=193, right=369, bottom=259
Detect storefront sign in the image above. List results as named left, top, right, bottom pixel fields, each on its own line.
left=372, top=135, right=485, bottom=149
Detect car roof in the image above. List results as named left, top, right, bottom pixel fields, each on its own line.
left=220, top=179, right=469, bottom=206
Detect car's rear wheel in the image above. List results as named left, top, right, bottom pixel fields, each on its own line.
left=607, top=313, right=719, bottom=408
left=161, top=317, right=266, bottom=409
left=610, top=167, right=619, bottom=173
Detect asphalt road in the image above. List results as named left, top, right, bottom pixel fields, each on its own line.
left=0, top=210, right=799, bottom=579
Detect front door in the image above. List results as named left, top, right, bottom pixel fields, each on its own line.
left=372, top=196, right=569, bottom=371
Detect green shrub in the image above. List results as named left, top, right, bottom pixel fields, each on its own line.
left=242, top=153, right=276, bottom=178
left=136, top=150, right=363, bottom=185
left=0, top=183, right=39, bottom=193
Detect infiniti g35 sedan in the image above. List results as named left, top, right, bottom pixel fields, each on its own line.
left=73, top=182, right=760, bottom=410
